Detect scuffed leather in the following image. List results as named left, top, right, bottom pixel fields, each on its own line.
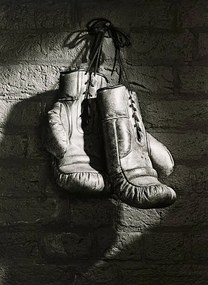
left=45, top=69, right=108, bottom=193
left=114, top=173, right=176, bottom=208
left=52, top=160, right=107, bottom=193
left=97, top=85, right=176, bottom=208
left=46, top=102, right=70, bottom=159
left=147, top=133, right=174, bottom=177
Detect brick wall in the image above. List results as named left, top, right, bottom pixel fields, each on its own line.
left=0, top=0, right=207, bottom=284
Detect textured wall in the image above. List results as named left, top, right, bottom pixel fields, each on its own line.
left=0, top=0, right=207, bottom=284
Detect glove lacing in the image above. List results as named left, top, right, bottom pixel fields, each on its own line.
left=81, top=18, right=143, bottom=143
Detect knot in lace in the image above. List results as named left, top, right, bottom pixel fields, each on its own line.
left=86, top=18, right=131, bottom=76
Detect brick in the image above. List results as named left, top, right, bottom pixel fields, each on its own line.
left=141, top=99, right=208, bottom=130
left=118, top=262, right=168, bottom=285
left=162, top=164, right=208, bottom=195
left=0, top=266, right=7, bottom=285
left=143, top=232, right=185, bottom=262
left=0, top=98, right=41, bottom=128
left=77, top=0, right=176, bottom=30
left=198, top=33, right=208, bottom=62
left=188, top=193, right=208, bottom=225
left=120, top=269, right=161, bottom=285
left=0, top=31, right=90, bottom=65
left=148, top=131, right=208, bottom=161
left=40, top=32, right=83, bottom=63
left=161, top=164, right=191, bottom=193
left=70, top=198, right=117, bottom=228
left=179, top=66, right=208, bottom=94
left=119, top=263, right=163, bottom=285
left=92, top=226, right=117, bottom=258
left=45, top=174, right=64, bottom=198
left=27, top=130, right=48, bottom=159
left=161, top=275, right=208, bottom=285
left=192, top=232, right=208, bottom=261
left=41, top=232, right=92, bottom=261
left=0, top=10, right=180, bottom=64
left=0, top=130, right=47, bottom=160
left=0, top=32, right=42, bottom=61
left=6, top=263, right=78, bottom=285
left=159, top=197, right=192, bottom=227
left=188, top=265, right=208, bottom=284
left=160, top=194, right=208, bottom=227
left=0, top=0, right=76, bottom=30
left=179, top=0, right=208, bottom=29
left=0, top=231, right=39, bottom=260
left=119, top=263, right=208, bottom=285
left=127, top=66, right=174, bottom=94
left=0, top=131, right=27, bottom=158
left=121, top=272, right=208, bottom=285
left=0, top=65, right=67, bottom=95
left=126, top=30, right=193, bottom=65
left=190, top=165, right=208, bottom=194
left=95, top=229, right=142, bottom=260
left=118, top=203, right=160, bottom=231
left=0, top=163, right=47, bottom=197
left=0, top=197, right=69, bottom=226
left=0, top=65, right=115, bottom=97
left=75, top=260, right=119, bottom=285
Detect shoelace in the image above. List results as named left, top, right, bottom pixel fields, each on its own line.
left=86, top=18, right=131, bottom=78
left=81, top=18, right=131, bottom=127
left=129, top=92, right=144, bottom=143
left=81, top=73, right=94, bottom=128
left=82, top=18, right=143, bottom=142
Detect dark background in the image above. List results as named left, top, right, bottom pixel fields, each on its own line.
left=0, top=0, right=207, bottom=284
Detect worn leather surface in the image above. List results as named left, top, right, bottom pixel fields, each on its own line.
left=147, top=132, right=174, bottom=177
left=97, top=85, right=176, bottom=208
left=46, top=69, right=108, bottom=193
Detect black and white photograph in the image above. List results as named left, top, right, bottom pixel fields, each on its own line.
left=0, top=0, right=207, bottom=284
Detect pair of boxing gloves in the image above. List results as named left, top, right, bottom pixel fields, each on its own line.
left=45, top=68, right=176, bottom=208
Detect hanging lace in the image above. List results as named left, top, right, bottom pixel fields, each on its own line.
left=81, top=18, right=131, bottom=127
left=81, top=73, right=94, bottom=129
left=81, top=18, right=143, bottom=142
left=86, top=18, right=131, bottom=78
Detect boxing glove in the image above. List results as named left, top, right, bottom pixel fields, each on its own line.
left=97, top=85, right=176, bottom=208
left=46, top=69, right=109, bottom=193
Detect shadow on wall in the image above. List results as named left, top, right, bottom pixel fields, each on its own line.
left=0, top=90, right=207, bottom=285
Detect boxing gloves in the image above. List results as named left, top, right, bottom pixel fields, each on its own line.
left=46, top=69, right=176, bottom=208
left=97, top=85, right=176, bottom=208
left=45, top=69, right=108, bottom=193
